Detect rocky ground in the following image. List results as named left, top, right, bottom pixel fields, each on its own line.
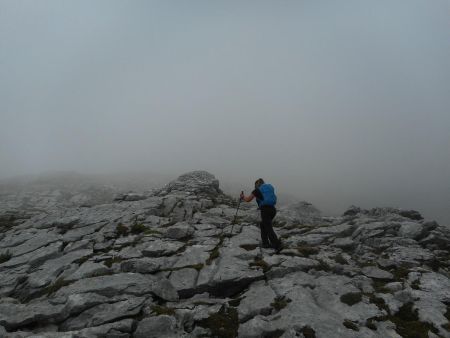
left=0, top=171, right=449, bottom=338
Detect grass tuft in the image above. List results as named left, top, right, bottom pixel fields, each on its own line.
left=0, top=250, right=12, bottom=264
left=340, top=292, right=362, bottom=306
left=197, top=305, right=238, bottom=338
left=343, top=319, right=359, bottom=331
left=271, top=296, right=292, bottom=311
left=150, top=304, right=176, bottom=316
left=115, top=223, right=129, bottom=236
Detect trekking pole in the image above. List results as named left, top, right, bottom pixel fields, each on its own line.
left=230, top=191, right=243, bottom=235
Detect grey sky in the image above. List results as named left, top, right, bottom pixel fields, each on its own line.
left=1, top=1, right=449, bottom=223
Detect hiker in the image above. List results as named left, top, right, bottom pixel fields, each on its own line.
left=240, top=178, right=282, bottom=252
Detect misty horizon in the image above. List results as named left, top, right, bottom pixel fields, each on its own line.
left=1, top=1, right=449, bottom=225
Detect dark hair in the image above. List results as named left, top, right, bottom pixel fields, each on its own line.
left=254, top=178, right=264, bottom=188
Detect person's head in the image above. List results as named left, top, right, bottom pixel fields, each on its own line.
left=254, top=178, right=264, bottom=189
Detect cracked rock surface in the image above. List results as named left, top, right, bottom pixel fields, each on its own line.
left=0, top=170, right=449, bottom=337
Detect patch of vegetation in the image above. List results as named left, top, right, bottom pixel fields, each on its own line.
left=0, top=250, right=12, bottom=264
left=103, top=256, right=123, bottom=268
left=391, top=266, right=410, bottom=282
left=372, top=280, right=390, bottom=294
left=46, top=277, right=71, bottom=295
left=388, top=302, right=440, bottom=338
left=130, top=222, right=147, bottom=235
left=206, top=246, right=220, bottom=265
left=315, top=259, right=331, bottom=272
left=264, top=330, right=285, bottom=338
left=228, top=297, right=243, bottom=307
left=239, top=244, right=258, bottom=251
left=271, top=296, right=292, bottom=311
left=343, top=319, right=359, bottom=331
left=365, top=318, right=377, bottom=330
left=300, top=326, right=316, bottom=338
left=150, top=304, right=176, bottom=316
left=333, top=253, right=348, bottom=265
left=411, top=279, right=421, bottom=290
left=442, top=306, right=450, bottom=332
left=197, top=305, right=239, bottom=338
left=340, top=292, right=363, bottom=306
left=206, top=235, right=224, bottom=265
left=367, top=293, right=389, bottom=312
left=272, top=220, right=286, bottom=228
left=115, top=223, right=129, bottom=236
left=295, top=245, right=319, bottom=257
left=249, top=257, right=270, bottom=273
left=144, top=228, right=162, bottom=236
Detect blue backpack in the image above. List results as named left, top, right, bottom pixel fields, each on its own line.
left=257, top=183, right=277, bottom=207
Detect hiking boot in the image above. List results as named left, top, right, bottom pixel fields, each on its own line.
left=274, top=243, right=284, bottom=254
left=261, top=243, right=271, bottom=249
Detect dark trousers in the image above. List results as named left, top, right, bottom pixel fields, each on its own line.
left=260, top=206, right=280, bottom=248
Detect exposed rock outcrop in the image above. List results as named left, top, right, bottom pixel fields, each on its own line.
left=0, top=171, right=449, bottom=337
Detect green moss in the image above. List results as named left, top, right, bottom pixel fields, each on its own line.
left=391, top=266, right=410, bottom=282
left=411, top=279, right=420, bottom=290
left=340, top=292, right=362, bottom=306
left=272, top=220, right=286, bottom=228
left=300, top=326, right=316, bottom=338
left=187, top=263, right=204, bottom=271
left=333, top=253, right=348, bottom=265
left=150, top=304, right=176, bottom=316
left=372, top=280, right=390, bottom=294
left=103, top=256, right=123, bottom=268
left=441, top=306, right=450, bottom=332
left=296, top=245, right=319, bottom=257
left=271, top=296, right=292, bottom=311
left=46, top=277, right=71, bottom=295
left=206, top=247, right=220, bottom=265
left=228, top=297, right=243, bottom=307
left=0, top=250, right=12, bottom=264
left=315, top=259, right=331, bottom=272
left=197, top=305, right=238, bottom=338
left=144, top=228, right=162, bottom=236
left=130, top=222, right=147, bottom=234
left=249, top=257, right=270, bottom=273
left=264, top=330, right=285, bottom=338
left=239, top=244, right=258, bottom=251
left=115, top=223, right=129, bottom=236
left=365, top=318, right=377, bottom=330
left=343, top=319, right=359, bottom=331
left=388, top=302, right=439, bottom=338
left=368, top=293, right=389, bottom=312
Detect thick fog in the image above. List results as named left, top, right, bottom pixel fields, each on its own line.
left=1, top=1, right=449, bottom=224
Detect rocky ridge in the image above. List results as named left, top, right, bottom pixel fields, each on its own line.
left=0, top=171, right=449, bottom=337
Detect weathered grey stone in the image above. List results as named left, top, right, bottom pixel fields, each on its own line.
left=0, top=301, right=66, bottom=330
left=142, top=239, right=184, bottom=257
left=398, top=221, right=424, bottom=239
left=60, top=296, right=145, bottom=331
left=172, top=245, right=209, bottom=268
left=237, top=280, right=276, bottom=322
left=65, top=261, right=112, bottom=282
left=134, top=315, right=178, bottom=338
left=333, top=237, right=356, bottom=250
left=27, top=249, right=93, bottom=288
left=165, top=223, right=195, bottom=240
left=8, top=231, right=62, bottom=257
left=196, top=250, right=264, bottom=297
left=266, top=256, right=319, bottom=279
left=54, top=273, right=178, bottom=302
left=361, top=266, right=394, bottom=280
left=169, top=268, right=198, bottom=297
left=0, top=241, right=63, bottom=271
left=120, top=258, right=161, bottom=274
